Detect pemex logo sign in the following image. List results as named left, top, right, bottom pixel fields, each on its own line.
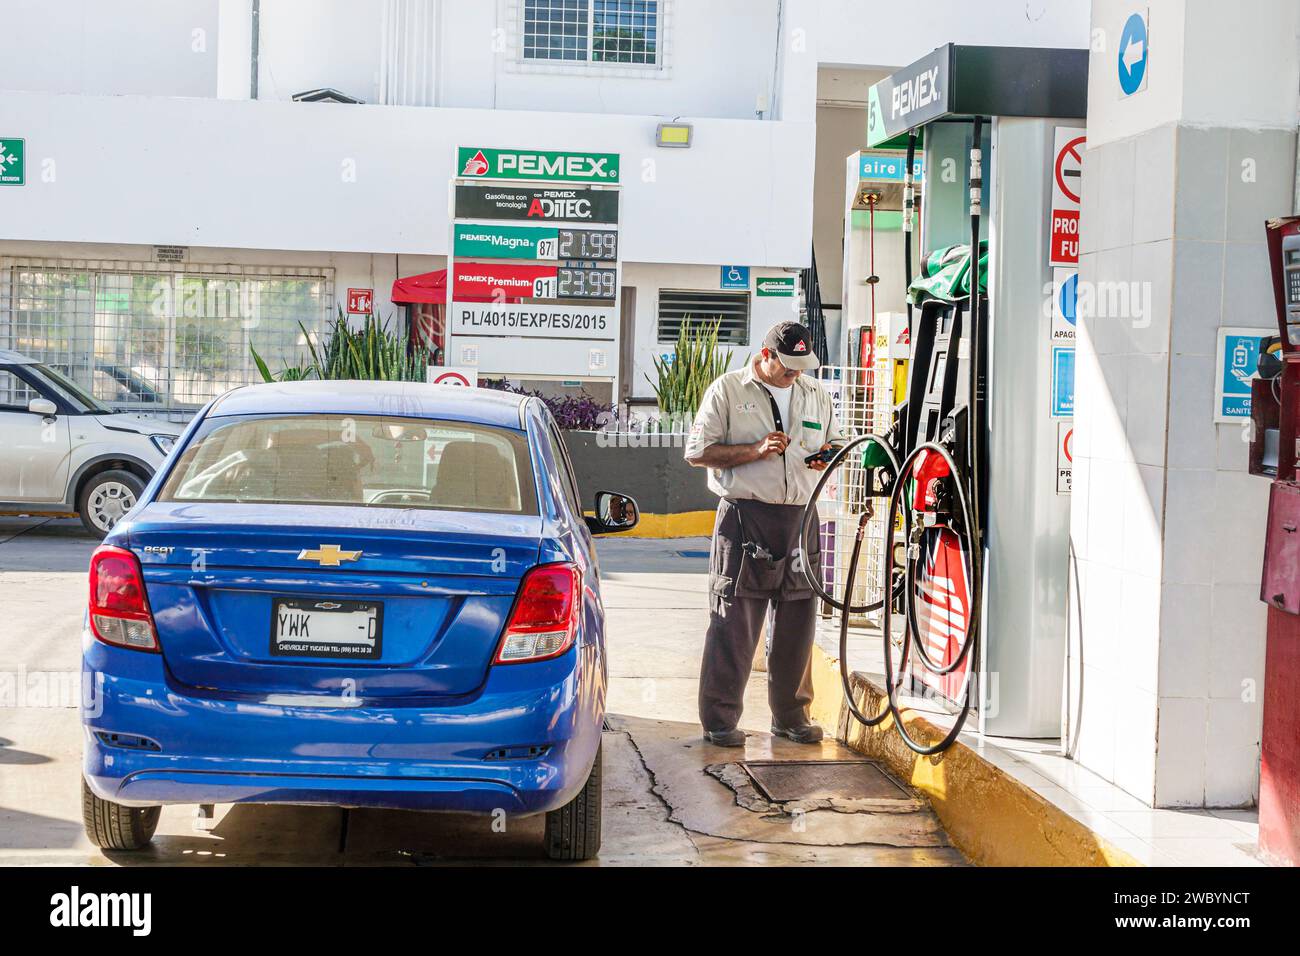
left=457, top=147, right=620, bottom=184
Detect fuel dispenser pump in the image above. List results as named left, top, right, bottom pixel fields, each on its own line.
left=804, top=45, right=1088, bottom=753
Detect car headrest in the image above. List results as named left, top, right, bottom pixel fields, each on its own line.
left=432, top=440, right=518, bottom=511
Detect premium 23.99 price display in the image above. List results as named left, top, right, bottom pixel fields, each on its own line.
left=556, top=266, right=617, bottom=300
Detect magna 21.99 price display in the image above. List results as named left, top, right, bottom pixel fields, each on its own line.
left=556, top=266, right=617, bottom=300
left=557, top=228, right=618, bottom=261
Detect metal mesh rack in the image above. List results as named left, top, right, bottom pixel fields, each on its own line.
left=0, top=259, right=334, bottom=417
left=811, top=360, right=897, bottom=627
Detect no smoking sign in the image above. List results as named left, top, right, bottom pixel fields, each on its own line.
left=1057, top=422, right=1073, bottom=495
left=1049, top=128, right=1085, bottom=268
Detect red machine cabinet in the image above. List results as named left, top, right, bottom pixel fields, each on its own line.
left=1259, top=217, right=1300, bottom=865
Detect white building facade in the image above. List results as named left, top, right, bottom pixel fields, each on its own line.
left=0, top=0, right=1089, bottom=414
left=0, top=0, right=819, bottom=412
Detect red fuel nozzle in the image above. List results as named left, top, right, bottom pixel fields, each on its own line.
left=910, top=448, right=952, bottom=512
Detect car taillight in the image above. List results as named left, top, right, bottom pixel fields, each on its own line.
left=495, top=563, right=580, bottom=664
left=88, top=545, right=159, bottom=652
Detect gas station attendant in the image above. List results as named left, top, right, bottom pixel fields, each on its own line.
left=684, top=321, right=844, bottom=747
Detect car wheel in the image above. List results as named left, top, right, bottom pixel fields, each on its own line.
left=78, top=469, right=145, bottom=537
left=544, top=741, right=602, bottom=861
left=81, top=778, right=160, bottom=851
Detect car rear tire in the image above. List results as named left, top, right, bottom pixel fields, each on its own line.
left=81, top=778, right=160, bottom=850
left=544, top=741, right=602, bottom=861
left=78, top=469, right=145, bottom=537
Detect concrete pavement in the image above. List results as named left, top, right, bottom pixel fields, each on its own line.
left=0, top=517, right=962, bottom=866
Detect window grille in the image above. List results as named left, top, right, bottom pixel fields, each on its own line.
left=656, top=290, right=750, bottom=345
left=522, top=0, right=661, bottom=66
left=0, top=259, right=334, bottom=417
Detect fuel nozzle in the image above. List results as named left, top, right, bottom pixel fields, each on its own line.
left=910, top=447, right=953, bottom=523
left=861, top=439, right=897, bottom=500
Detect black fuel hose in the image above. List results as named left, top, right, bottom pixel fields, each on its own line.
left=879, top=443, right=980, bottom=755
left=800, top=439, right=981, bottom=754
left=799, top=433, right=900, bottom=614
left=799, top=433, right=903, bottom=727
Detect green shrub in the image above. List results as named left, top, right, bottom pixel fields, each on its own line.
left=646, top=317, right=733, bottom=422
left=251, top=309, right=432, bottom=383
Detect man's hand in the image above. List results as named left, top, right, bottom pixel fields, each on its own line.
left=752, top=431, right=790, bottom=461
left=687, top=432, right=789, bottom=469
left=808, top=443, right=833, bottom=471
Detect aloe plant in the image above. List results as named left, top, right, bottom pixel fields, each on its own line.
left=646, top=317, right=733, bottom=427
left=251, top=309, right=432, bottom=383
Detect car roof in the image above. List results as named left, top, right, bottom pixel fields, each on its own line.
left=0, top=349, right=39, bottom=365
left=207, top=379, right=531, bottom=429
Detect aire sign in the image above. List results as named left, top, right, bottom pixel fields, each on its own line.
left=1049, top=127, right=1085, bottom=267
left=457, top=147, right=620, bottom=184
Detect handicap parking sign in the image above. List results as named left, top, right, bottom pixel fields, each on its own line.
left=721, top=266, right=750, bottom=290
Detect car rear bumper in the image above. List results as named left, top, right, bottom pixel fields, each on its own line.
left=82, top=634, right=604, bottom=816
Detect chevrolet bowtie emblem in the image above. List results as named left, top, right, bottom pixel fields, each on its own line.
left=297, top=544, right=362, bottom=567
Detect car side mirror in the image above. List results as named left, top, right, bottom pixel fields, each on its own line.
left=585, top=490, right=639, bottom=535
left=28, top=397, right=57, bottom=418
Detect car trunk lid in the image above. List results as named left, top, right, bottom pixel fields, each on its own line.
left=125, top=503, right=541, bottom=702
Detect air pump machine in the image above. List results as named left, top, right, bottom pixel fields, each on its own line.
left=805, top=45, right=1089, bottom=751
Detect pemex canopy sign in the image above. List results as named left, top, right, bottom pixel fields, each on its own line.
left=457, top=147, right=620, bottom=184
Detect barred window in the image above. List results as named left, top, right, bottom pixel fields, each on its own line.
left=0, top=260, right=333, bottom=416
left=657, top=290, right=750, bottom=346
left=523, top=0, right=661, bottom=67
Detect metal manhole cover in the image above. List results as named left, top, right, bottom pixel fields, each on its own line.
left=740, top=759, right=909, bottom=802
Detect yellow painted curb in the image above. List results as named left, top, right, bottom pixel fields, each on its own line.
left=590, top=510, right=716, bottom=539
left=809, top=643, right=1141, bottom=867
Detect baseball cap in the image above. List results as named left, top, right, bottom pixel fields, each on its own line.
left=762, top=321, right=819, bottom=371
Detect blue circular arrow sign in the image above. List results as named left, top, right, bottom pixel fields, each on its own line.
left=1117, top=12, right=1148, bottom=96
left=1060, top=273, right=1078, bottom=326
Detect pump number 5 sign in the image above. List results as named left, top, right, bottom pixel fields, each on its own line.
left=1049, top=128, right=1085, bottom=268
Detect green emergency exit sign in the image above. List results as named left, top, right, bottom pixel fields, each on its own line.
left=756, top=276, right=796, bottom=297
left=0, top=138, right=24, bottom=185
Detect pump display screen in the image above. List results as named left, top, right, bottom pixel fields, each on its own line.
left=1284, top=241, right=1300, bottom=305
left=557, top=229, right=618, bottom=261
left=929, top=352, right=948, bottom=394
left=557, top=266, right=617, bottom=300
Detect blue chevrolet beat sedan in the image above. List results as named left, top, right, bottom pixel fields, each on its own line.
left=80, top=380, right=637, bottom=861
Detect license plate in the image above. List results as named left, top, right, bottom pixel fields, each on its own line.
left=270, top=598, right=383, bottom=660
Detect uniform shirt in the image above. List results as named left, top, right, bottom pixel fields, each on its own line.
left=762, top=382, right=793, bottom=430
left=685, top=358, right=846, bottom=505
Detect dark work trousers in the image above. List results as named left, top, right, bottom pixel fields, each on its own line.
left=699, top=497, right=821, bottom=732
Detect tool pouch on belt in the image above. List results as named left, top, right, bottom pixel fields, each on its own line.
left=710, top=498, right=819, bottom=604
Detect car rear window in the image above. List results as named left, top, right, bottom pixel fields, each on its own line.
left=158, top=413, right=538, bottom=515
